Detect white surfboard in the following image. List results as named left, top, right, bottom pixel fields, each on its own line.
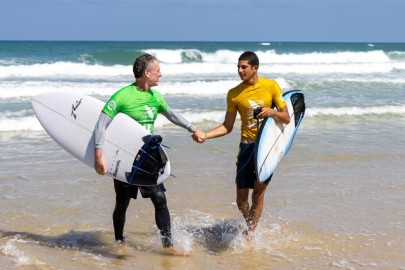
left=31, top=91, right=171, bottom=186
left=255, top=90, right=305, bottom=182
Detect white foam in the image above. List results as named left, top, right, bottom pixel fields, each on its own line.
left=156, top=80, right=238, bottom=95
left=0, top=50, right=398, bottom=82
left=138, top=48, right=392, bottom=65
left=2, top=104, right=405, bottom=132
left=0, top=81, right=120, bottom=99
left=158, top=78, right=292, bottom=95
left=0, top=78, right=292, bottom=99
left=155, top=110, right=227, bottom=129
left=144, top=49, right=195, bottom=64
left=314, top=77, right=405, bottom=84
left=0, top=116, right=43, bottom=132
left=307, top=105, right=405, bottom=117
left=1, top=237, right=42, bottom=266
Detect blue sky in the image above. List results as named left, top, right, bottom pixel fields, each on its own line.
left=1, top=0, right=404, bottom=42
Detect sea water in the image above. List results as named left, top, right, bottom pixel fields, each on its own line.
left=1, top=41, right=404, bottom=269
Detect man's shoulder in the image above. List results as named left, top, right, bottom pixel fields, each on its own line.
left=109, top=84, right=135, bottom=100
left=150, top=88, right=163, bottom=96
left=258, top=77, right=277, bottom=86
left=116, top=84, right=134, bottom=94
left=228, top=82, right=244, bottom=94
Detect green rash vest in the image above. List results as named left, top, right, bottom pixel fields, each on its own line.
left=102, top=84, right=168, bottom=133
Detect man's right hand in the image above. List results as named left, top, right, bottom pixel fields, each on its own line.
left=94, top=148, right=108, bottom=175
left=192, top=129, right=207, bottom=144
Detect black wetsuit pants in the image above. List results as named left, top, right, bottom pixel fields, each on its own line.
left=112, top=180, right=173, bottom=248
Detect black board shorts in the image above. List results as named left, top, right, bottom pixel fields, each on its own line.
left=235, top=143, right=272, bottom=189
left=113, top=179, right=166, bottom=200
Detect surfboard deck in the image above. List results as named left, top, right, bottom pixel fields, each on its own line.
left=31, top=91, right=171, bottom=185
left=255, top=90, right=305, bottom=182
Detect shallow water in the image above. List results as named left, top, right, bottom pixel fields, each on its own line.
left=1, top=118, right=404, bottom=269
left=1, top=41, right=405, bottom=269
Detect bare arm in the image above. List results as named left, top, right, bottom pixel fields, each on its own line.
left=206, top=110, right=237, bottom=139
left=192, top=110, right=237, bottom=143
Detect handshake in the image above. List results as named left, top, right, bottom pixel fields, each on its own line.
left=191, top=129, right=208, bottom=144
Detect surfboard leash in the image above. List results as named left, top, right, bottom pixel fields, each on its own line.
left=128, top=135, right=167, bottom=185
left=129, top=136, right=154, bottom=184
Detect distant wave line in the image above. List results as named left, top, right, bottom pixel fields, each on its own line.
left=0, top=61, right=403, bottom=80
left=1, top=49, right=400, bottom=66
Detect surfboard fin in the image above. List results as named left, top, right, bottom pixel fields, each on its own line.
left=289, top=91, right=306, bottom=127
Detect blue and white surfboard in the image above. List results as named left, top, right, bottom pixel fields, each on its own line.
left=255, top=90, right=305, bottom=182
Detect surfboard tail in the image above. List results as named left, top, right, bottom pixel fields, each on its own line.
left=289, top=91, right=306, bottom=127
left=284, top=90, right=306, bottom=155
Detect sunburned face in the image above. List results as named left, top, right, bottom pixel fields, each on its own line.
left=146, top=60, right=162, bottom=87
left=237, top=60, right=257, bottom=84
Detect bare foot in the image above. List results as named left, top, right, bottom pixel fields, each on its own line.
left=242, top=229, right=254, bottom=247
left=163, top=246, right=190, bottom=256
left=242, top=228, right=253, bottom=238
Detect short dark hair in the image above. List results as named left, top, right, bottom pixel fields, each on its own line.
left=238, top=51, right=259, bottom=67
left=133, top=53, right=157, bottom=79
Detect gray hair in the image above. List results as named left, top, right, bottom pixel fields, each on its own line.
left=133, top=53, right=157, bottom=79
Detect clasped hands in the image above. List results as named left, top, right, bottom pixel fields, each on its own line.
left=192, top=129, right=207, bottom=144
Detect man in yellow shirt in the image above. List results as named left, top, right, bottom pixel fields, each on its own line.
left=193, top=51, right=290, bottom=236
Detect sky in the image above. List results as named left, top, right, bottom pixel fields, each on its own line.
left=1, top=0, right=404, bottom=42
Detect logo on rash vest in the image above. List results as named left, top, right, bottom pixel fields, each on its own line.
left=247, top=99, right=263, bottom=128
left=107, top=100, right=117, bottom=111
left=145, top=105, right=154, bottom=119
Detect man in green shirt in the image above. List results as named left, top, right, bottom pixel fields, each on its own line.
left=94, top=53, right=198, bottom=256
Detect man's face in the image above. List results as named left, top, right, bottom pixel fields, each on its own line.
left=146, top=60, right=162, bottom=87
left=237, top=60, right=257, bottom=82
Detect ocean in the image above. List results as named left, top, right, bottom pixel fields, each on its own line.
left=1, top=41, right=404, bottom=269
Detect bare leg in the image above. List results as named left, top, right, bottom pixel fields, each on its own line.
left=248, top=182, right=268, bottom=233
left=236, top=187, right=253, bottom=233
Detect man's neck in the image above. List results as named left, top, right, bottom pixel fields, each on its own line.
left=243, top=76, right=258, bottom=86
left=134, top=80, right=150, bottom=91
